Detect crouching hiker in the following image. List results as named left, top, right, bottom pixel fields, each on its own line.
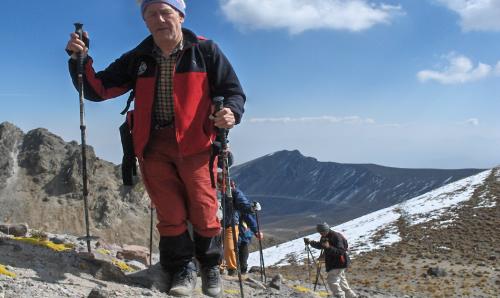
left=304, top=223, right=357, bottom=298
left=65, top=0, right=246, bottom=296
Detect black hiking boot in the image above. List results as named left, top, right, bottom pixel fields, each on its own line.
left=168, top=262, right=197, bottom=297
left=201, top=265, right=222, bottom=297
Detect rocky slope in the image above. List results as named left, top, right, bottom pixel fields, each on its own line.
left=263, top=168, right=500, bottom=297
left=0, top=122, right=152, bottom=247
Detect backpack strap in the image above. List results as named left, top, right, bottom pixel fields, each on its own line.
left=120, top=89, right=135, bottom=115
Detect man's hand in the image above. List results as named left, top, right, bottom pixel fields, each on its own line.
left=252, top=201, right=262, bottom=212
left=255, top=232, right=264, bottom=240
left=66, top=31, right=89, bottom=59
left=213, top=108, right=235, bottom=129
left=303, top=238, right=310, bottom=245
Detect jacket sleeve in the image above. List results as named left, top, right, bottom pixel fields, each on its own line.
left=68, top=52, right=135, bottom=101
left=241, top=212, right=258, bottom=235
left=232, top=188, right=254, bottom=214
left=309, top=240, right=322, bottom=250
left=202, top=40, right=246, bottom=124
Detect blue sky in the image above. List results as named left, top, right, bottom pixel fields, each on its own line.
left=1, top=0, right=500, bottom=169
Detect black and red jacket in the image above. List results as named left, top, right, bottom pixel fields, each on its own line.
left=310, top=230, right=351, bottom=271
left=69, top=28, right=246, bottom=161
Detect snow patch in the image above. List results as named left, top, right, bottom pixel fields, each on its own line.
left=248, top=170, right=491, bottom=267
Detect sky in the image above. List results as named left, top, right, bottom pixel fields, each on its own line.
left=1, top=0, right=500, bottom=169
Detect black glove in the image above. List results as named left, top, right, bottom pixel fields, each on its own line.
left=303, top=238, right=310, bottom=245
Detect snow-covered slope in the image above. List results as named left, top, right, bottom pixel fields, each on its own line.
left=248, top=169, right=491, bottom=267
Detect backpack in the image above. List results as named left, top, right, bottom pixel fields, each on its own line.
left=336, top=232, right=351, bottom=268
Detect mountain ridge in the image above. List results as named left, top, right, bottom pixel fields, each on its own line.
left=231, top=149, right=484, bottom=241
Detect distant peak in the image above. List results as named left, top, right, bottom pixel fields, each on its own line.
left=271, top=149, right=304, bottom=157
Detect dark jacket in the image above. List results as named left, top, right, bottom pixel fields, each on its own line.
left=221, top=187, right=254, bottom=229
left=310, top=230, right=350, bottom=271
left=238, top=212, right=258, bottom=246
left=69, top=28, right=246, bottom=160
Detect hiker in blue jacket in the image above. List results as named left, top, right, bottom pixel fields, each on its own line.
left=218, top=178, right=260, bottom=275
left=238, top=212, right=263, bottom=274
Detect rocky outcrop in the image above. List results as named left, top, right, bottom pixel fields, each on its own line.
left=0, top=122, right=151, bottom=247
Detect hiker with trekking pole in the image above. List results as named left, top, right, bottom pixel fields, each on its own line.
left=237, top=204, right=265, bottom=280
left=218, top=179, right=262, bottom=277
left=304, top=223, right=357, bottom=298
left=65, top=1, right=246, bottom=296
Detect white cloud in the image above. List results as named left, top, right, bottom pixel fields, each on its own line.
left=219, top=0, right=402, bottom=34
left=464, top=118, right=479, bottom=126
left=417, top=53, right=495, bottom=84
left=437, top=0, right=500, bottom=31
left=247, top=115, right=376, bottom=125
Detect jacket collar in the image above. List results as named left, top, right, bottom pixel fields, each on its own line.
left=134, top=28, right=199, bottom=56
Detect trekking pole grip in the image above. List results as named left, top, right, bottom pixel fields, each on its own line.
left=212, top=96, right=228, bottom=148
left=74, top=22, right=84, bottom=75
left=213, top=96, right=224, bottom=112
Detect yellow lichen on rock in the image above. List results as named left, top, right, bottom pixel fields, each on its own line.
left=293, top=285, right=312, bottom=293
left=112, top=259, right=135, bottom=272
left=13, top=237, right=72, bottom=252
left=96, top=248, right=112, bottom=256
left=0, top=264, right=16, bottom=278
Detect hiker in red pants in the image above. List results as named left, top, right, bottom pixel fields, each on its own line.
left=66, top=1, right=245, bottom=296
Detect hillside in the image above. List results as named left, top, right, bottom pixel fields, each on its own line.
left=250, top=168, right=499, bottom=297
left=1, top=168, right=496, bottom=297
left=231, top=149, right=484, bottom=241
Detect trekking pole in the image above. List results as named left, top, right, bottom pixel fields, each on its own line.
left=213, top=96, right=244, bottom=298
left=305, top=244, right=312, bottom=283
left=313, top=253, right=322, bottom=291
left=252, top=202, right=266, bottom=283
left=305, top=245, right=329, bottom=294
left=149, top=205, right=154, bottom=268
left=73, top=23, right=97, bottom=253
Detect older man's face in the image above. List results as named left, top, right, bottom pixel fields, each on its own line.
left=144, top=3, right=184, bottom=45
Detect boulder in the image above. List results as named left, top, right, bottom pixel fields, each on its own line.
left=0, top=223, right=29, bottom=237
left=427, top=267, right=447, bottom=277
left=269, top=274, right=283, bottom=290
left=117, top=245, right=150, bottom=266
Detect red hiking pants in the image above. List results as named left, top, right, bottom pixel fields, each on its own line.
left=139, top=128, right=220, bottom=237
